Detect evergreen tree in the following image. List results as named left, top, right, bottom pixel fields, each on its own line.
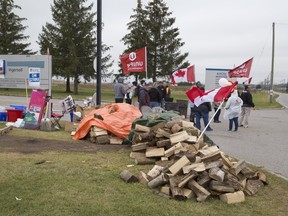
left=121, top=0, right=148, bottom=81
left=38, top=0, right=113, bottom=94
left=0, top=0, right=35, bottom=54
left=122, top=0, right=189, bottom=82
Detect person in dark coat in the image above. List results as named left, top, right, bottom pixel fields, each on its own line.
left=138, top=82, right=150, bottom=111
left=148, top=83, right=162, bottom=108
left=239, top=85, right=255, bottom=128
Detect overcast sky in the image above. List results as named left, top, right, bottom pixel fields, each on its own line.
left=14, top=0, right=288, bottom=84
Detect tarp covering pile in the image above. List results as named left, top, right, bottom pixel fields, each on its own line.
left=73, top=103, right=142, bottom=140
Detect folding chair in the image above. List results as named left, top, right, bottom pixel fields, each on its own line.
left=50, top=102, right=64, bottom=128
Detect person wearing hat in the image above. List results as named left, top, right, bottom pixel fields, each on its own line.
left=114, top=77, right=127, bottom=103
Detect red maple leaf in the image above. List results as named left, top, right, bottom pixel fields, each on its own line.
left=175, top=69, right=185, bottom=77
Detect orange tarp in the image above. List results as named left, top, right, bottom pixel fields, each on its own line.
left=73, top=103, right=142, bottom=140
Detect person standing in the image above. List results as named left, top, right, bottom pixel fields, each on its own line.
left=114, top=77, right=126, bottom=103
left=189, top=100, right=196, bottom=124
left=224, top=90, right=243, bottom=131
left=212, top=101, right=222, bottom=123
left=148, top=83, right=162, bottom=108
left=157, top=81, right=166, bottom=107
left=125, top=83, right=136, bottom=104
left=138, top=82, right=150, bottom=111
left=239, top=85, right=255, bottom=128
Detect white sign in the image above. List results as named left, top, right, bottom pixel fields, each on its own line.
left=205, top=68, right=230, bottom=91
left=29, top=67, right=41, bottom=87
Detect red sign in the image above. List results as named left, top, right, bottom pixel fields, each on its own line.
left=120, top=47, right=146, bottom=75
left=228, top=58, right=253, bottom=78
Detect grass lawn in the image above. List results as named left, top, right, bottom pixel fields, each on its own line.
left=0, top=150, right=288, bottom=216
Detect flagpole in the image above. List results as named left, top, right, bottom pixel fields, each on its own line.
left=196, top=100, right=225, bottom=143
left=145, top=46, right=147, bottom=80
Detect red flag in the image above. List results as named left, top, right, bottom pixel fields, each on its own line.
left=228, top=58, right=253, bottom=78
left=186, top=82, right=238, bottom=107
left=120, top=47, right=146, bottom=75
left=171, top=65, right=195, bottom=84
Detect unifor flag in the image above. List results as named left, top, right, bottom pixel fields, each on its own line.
left=170, top=65, right=195, bottom=84
left=120, top=47, right=146, bottom=75
left=228, top=58, right=253, bottom=78
left=186, top=81, right=238, bottom=107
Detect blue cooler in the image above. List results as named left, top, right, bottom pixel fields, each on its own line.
left=0, top=112, right=7, bottom=121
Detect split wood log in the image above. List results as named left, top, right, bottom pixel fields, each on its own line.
left=230, top=160, right=246, bottom=175
left=160, top=186, right=171, bottom=196
left=182, top=188, right=194, bottom=199
left=187, top=179, right=211, bottom=202
left=148, top=173, right=169, bottom=188
left=90, top=128, right=108, bottom=137
left=147, top=165, right=165, bottom=179
left=201, top=151, right=222, bottom=163
left=184, top=135, right=197, bottom=144
left=244, top=179, right=264, bottom=196
left=135, top=156, right=156, bottom=165
left=209, top=180, right=235, bottom=193
left=199, top=146, right=219, bottom=157
left=156, top=139, right=171, bottom=148
left=219, top=191, right=245, bottom=204
left=256, top=171, right=268, bottom=185
left=96, top=135, right=110, bottom=144
left=240, top=166, right=256, bottom=178
left=170, top=131, right=189, bottom=144
left=171, top=123, right=182, bottom=134
left=178, top=171, right=198, bottom=188
left=130, top=152, right=145, bottom=159
left=169, top=176, right=186, bottom=200
left=183, top=162, right=206, bottom=174
left=164, top=142, right=183, bottom=157
left=181, top=120, right=195, bottom=128
left=168, top=155, right=191, bottom=175
left=138, top=171, right=149, bottom=185
left=109, top=136, right=123, bottom=145
left=204, top=160, right=223, bottom=170
left=146, top=147, right=165, bottom=158
left=225, top=172, right=245, bottom=191
left=220, top=153, right=233, bottom=168
left=131, top=142, right=148, bottom=152
left=135, top=124, right=151, bottom=133
left=197, top=173, right=211, bottom=188
left=156, top=128, right=171, bottom=138
left=120, top=170, right=139, bottom=183
left=209, top=167, right=225, bottom=182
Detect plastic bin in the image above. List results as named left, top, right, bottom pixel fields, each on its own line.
left=0, top=112, right=7, bottom=121
left=7, top=109, right=24, bottom=122
left=10, top=105, right=27, bottom=111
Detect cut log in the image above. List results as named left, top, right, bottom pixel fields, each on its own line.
left=96, top=135, right=110, bottom=144
left=240, top=166, right=255, bottom=178
left=164, top=142, right=183, bottom=157
left=209, top=167, right=225, bottom=182
left=201, top=151, right=221, bottom=163
left=156, top=139, right=171, bottom=148
left=184, top=135, right=197, bottom=144
left=171, top=123, right=182, bottom=134
left=225, top=172, right=245, bottom=191
left=135, top=124, right=151, bottom=133
left=148, top=173, right=169, bottom=188
left=244, top=179, right=264, bottom=196
left=220, top=191, right=245, bottom=204
left=199, top=146, right=219, bottom=157
left=187, top=179, right=211, bottom=202
left=178, top=172, right=198, bottom=188
left=169, top=176, right=186, bottom=200
left=221, top=153, right=233, bottom=168
left=146, top=147, right=165, bottom=158
left=210, top=180, right=235, bottom=193
left=204, top=160, right=223, bottom=170
left=90, top=129, right=108, bottom=137
left=168, top=155, right=191, bottom=175
left=183, top=188, right=194, bottom=199
left=160, top=186, right=170, bottom=196
left=135, top=156, right=156, bottom=165
left=147, top=165, right=165, bottom=179
left=138, top=171, right=149, bottom=185
left=170, top=130, right=189, bottom=144
left=230, top=160, right=246, bottom=175
left=197, top=173, right=211, bottom=188
left=165, top=120, right=183, bottom=129
left=109, top=136, right=123, bottom=145
left=156, top=128, right=171, bottom=138
left=131, top=142, right=148, bottom=152
left=130, top=152, right=145, bottom=159
left=183, top=162, right=206, bottom=174
left=120, top=170, right=139, bottom=183
left=181, top=120, right=195, bottom=128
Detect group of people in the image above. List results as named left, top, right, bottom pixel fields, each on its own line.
left=190, top=84, right=255, bottom=132
left=113, top=77, right=171, bottom=111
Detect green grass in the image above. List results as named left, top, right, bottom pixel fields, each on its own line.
left=0, top=151, right=287, bottom=216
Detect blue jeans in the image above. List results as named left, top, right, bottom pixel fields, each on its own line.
left=150, top=101, right=161, bottom=108
left=229, top=117, right=239, bottom=131
left=196, top=111, right=212, bottom=130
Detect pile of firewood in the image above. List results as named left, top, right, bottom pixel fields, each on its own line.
left=89, top=126, right=123, bottom=145
left=120, top=116, right=268, bottom=204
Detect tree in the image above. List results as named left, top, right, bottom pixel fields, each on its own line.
left=121, top=0, right=189, bottom=82
left=0, top=0, right=36, bottom=54
left=38, top=0, right=113, bottom=94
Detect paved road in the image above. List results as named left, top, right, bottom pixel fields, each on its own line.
left=1, top=93, right=288, bottom=179
left=206, top=92, right=288, bottom=179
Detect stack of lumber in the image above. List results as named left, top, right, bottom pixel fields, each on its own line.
left=124, top=117, right=268, bottom=204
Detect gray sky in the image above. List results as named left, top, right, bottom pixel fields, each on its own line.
left=14, top=0, right=288, bottom=84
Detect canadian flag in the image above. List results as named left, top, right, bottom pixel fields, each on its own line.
left=228, top=58, right=253, bottom=78
left=186, top=81, right=238, bottom=107
left=171, top=65, right=195, bottom=84
left=120, top=47, right=146, bottom=75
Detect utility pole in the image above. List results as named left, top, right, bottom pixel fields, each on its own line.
left=96, top=0, right=102, bottom=105
left=270, top=22, right=275, bottom=103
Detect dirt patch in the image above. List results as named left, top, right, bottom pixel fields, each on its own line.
left=0, top=134, right=130, bottom=154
